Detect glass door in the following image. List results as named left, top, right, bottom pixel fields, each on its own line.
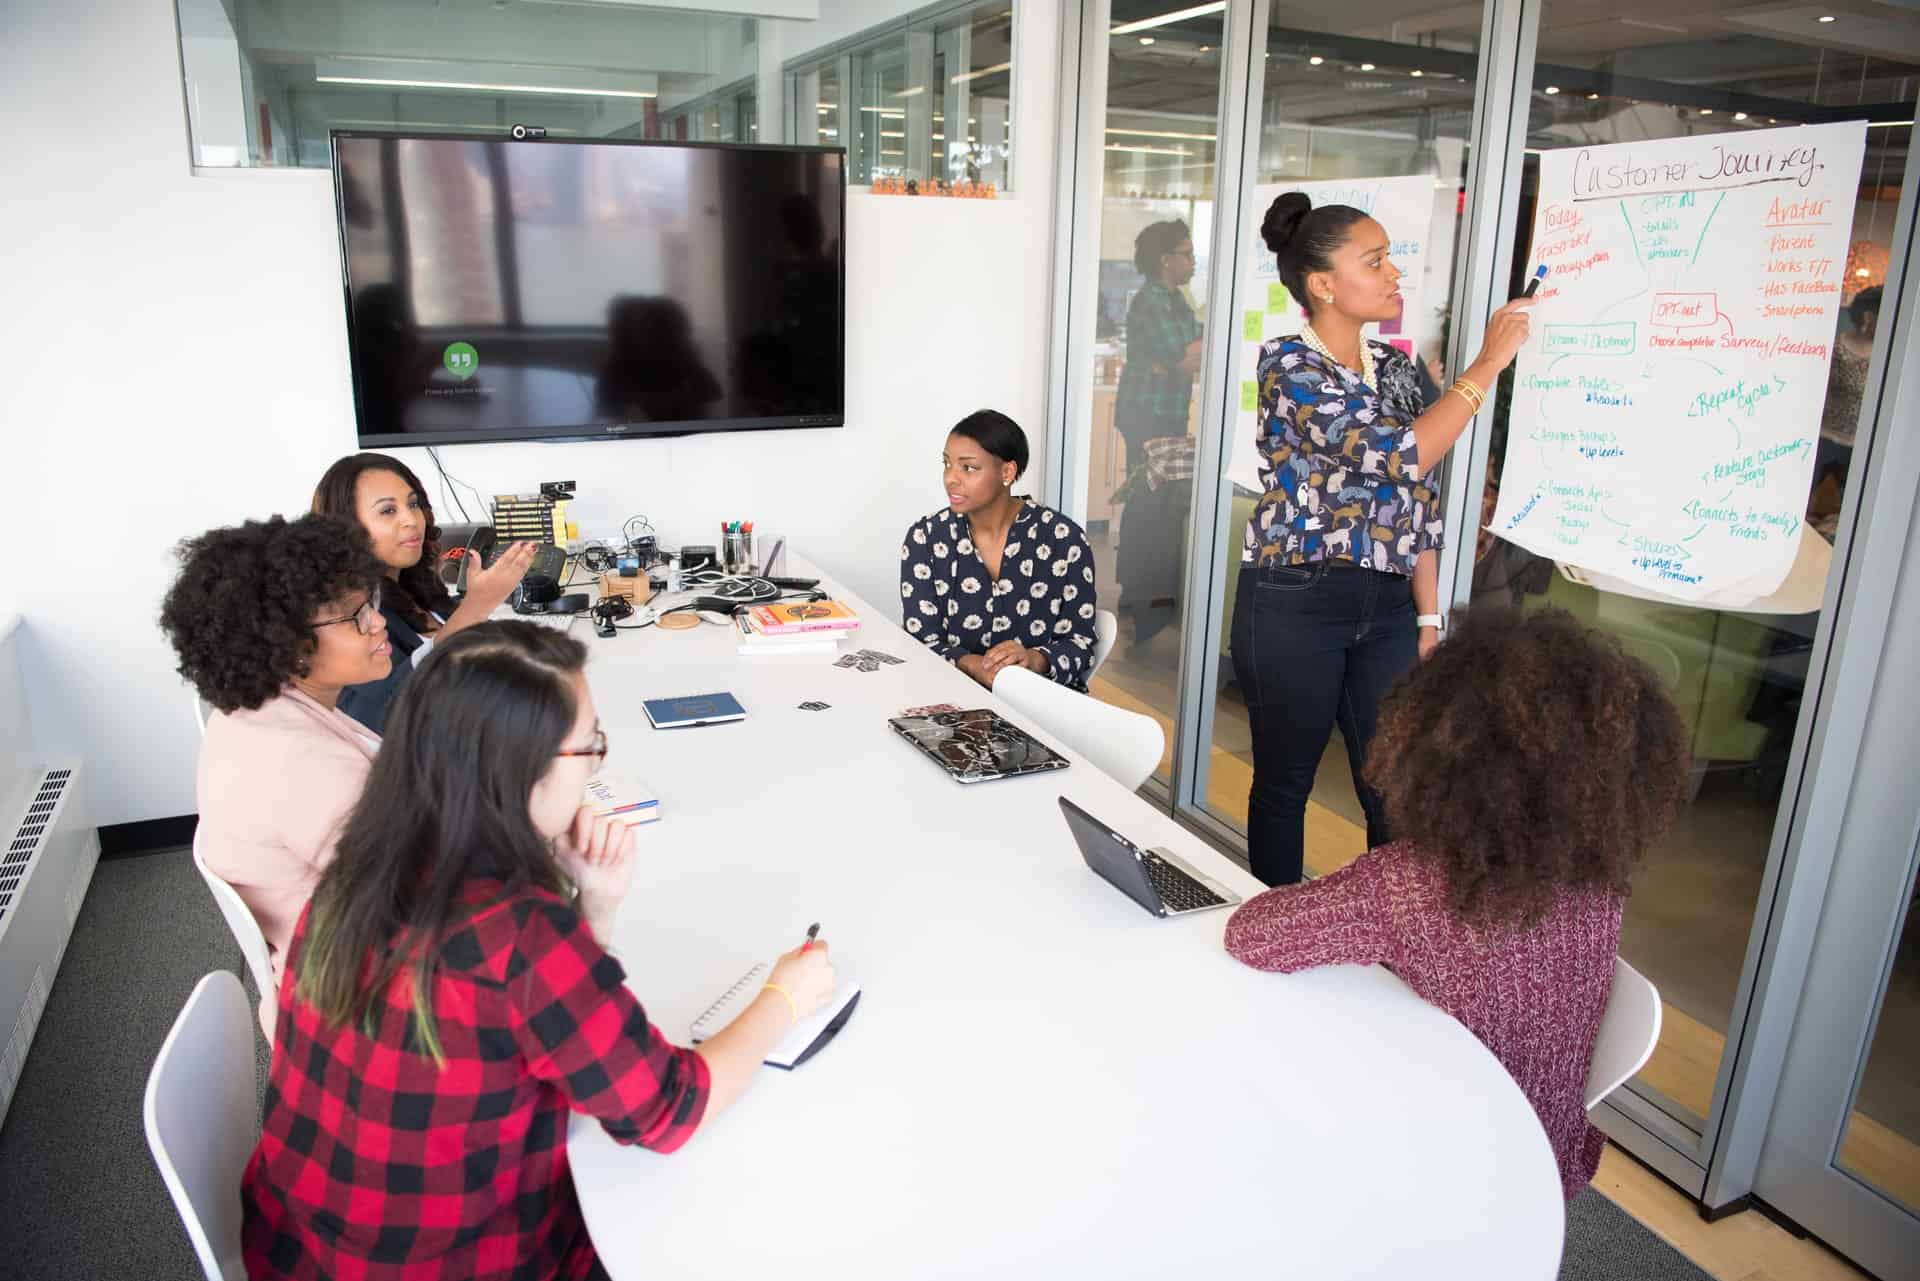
left=1747, top=130, right=1920, bottom=1275
left=1452, top=0, right=1918, bottom=1199
left=1762, top=837, right=1920, bottom=1279
left=1190, top=3, right=1487, bottom=873
left=1071, top=0, right=1233, bottom=785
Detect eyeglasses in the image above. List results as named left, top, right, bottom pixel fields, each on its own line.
left=312, top=590, right=382, bottom=636
left=556, top=727, right=609, bottom=775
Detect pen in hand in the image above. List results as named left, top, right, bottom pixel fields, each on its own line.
left=800, top=922, right=820, bottom=953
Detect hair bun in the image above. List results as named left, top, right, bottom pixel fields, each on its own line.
left=1261, top=192, right=1312, bottom=256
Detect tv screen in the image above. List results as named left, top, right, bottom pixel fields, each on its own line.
left=331, top=132, right=845, bottom=447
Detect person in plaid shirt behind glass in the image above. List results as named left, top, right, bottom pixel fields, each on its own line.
left=243, top=622, right=836, bottom=1281
left=1114, top=219, right=1204, bottom=650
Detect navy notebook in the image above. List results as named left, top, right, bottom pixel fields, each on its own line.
left=642, top=692, right=747, bottom=729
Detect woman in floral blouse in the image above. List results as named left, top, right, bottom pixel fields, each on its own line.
left=1232, top=191, right=1534, bottom=886
left=900, top=410, right=1100, bottom=691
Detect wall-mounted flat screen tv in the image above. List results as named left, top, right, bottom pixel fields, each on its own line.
left=332, top=132, right=845, bottom=447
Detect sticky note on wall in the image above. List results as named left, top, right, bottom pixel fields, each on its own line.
left=1244, top=310, right=1262, bottom=341
left=1266, top=283, right=1290, bottom=313
left=1240, top=381, right=1258, bottom=412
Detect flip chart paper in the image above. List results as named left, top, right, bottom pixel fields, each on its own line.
left=1489, top=121, right=1866, bottom=603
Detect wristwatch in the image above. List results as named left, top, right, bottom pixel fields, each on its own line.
left=1416, top=613, right=1446, bottom=631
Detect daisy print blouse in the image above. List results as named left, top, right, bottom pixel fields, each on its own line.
left=899, top=501, right=1099, bottom=691
left=1240, top=336, right=1446, bottom=577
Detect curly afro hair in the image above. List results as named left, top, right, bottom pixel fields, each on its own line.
left=1364, top=607, right=1689, bottom=929
left=160, top=514, right=384, bottom=714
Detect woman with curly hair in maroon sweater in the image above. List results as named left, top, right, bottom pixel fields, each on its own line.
left=1224, top=607, right=1688, bottom=1199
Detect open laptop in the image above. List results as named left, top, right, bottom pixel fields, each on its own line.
left=1058, top=796, right=1243, bottom=918
left=887, top=709, right=1069, bottom=784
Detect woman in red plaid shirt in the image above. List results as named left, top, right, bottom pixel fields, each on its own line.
left=243, top=622, right=835, bottom=1281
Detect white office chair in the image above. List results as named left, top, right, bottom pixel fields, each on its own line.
left=143, top=970, right=258, bottom=1281
left=993, top=665, right=1164, bottom=792
left=1584, top=956, right=1663, bottom=1109
left=192, top=830, right=277, bottom=1022
left=1091, top=609, right=1119, bottom=677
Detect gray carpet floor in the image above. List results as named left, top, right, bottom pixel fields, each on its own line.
left=0, top=847, right=1709, bottom=1280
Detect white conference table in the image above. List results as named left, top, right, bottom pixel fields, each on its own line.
left=565, top=557, right=1565, bottom=1281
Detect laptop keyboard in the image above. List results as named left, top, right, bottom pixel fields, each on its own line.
left=1142, top=852, right=1227, bottom=913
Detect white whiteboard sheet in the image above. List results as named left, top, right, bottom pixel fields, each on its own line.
left=1488, top=121, right=1867, bottom=605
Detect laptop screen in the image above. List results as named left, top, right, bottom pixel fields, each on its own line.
left=1058, top=796, right=1163, bottom=916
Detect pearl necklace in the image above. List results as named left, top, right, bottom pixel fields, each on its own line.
left=1298, top=320, right=1376, bottom=392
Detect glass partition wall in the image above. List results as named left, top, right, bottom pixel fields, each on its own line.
left=1455, top=0, right=1918, bottom=1191
left=176, top=0, right=762, bottom=167
left=1051, top=0, right=1920, bottom=1266
left=1075, top=2, right=1231, bottom=784
left=1196, top=8, right=1486, bottom=872
left=1076, top=0, right=1489, bottom=820
left=786, top=0, right=1016, bottom=190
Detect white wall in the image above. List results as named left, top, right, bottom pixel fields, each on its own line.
left=0, top=0, right=1060, bottom=827
left=0, top=619, right=40, bottom=821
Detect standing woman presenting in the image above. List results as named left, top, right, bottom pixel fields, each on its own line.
left=1232, top=192, right=1533, bottom=887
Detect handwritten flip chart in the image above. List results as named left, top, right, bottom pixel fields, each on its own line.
left=1231, top=175, right=1442, bottom=491
left=1490, top=121, right=1867, bottom=604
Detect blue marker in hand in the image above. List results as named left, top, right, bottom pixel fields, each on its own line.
left=1522, top=264, right=1549, bottom=298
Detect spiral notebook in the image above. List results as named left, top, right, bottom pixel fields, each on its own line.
left=689, top=963, right=862, bottom=1070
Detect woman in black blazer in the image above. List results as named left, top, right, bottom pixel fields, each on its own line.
left=311, top=453, right=535, bottom=733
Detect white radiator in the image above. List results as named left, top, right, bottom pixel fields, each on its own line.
left=0, top=763, right=96, bottom=1132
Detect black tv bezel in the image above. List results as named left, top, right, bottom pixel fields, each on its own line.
left=329, top=128, right=849, bottom=449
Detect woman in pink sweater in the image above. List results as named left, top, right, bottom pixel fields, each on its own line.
left=161, top=515, right=393, bottom=972
left=1224, top=607, right=1688, bottom=1199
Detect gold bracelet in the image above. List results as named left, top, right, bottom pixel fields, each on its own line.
left=1447, top=379, right=1485, bottom=412
left=762, top=982, right=799, bottom=1023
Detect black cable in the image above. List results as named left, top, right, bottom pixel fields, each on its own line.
left=427, top=447, right=489, bottom=524
left=424, top=446, right=471, bottom=523
left=576, top=541, right=617, bottom=574
left=590, top=595, right=653, bottom=634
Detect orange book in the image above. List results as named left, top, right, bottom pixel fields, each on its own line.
left=747, top=599, right=861, bottom=634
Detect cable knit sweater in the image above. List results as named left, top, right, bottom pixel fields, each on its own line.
left=1223, top=841, right=1622, bottom=1200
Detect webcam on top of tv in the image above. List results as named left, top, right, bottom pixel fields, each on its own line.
left=510, top=124, right=549, bottom=141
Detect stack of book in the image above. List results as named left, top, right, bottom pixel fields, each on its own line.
left=583, top=776, right=661, bottom=825
left=734, top=599, right=860, bottom=654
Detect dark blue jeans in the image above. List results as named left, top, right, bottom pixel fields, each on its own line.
left=1229, top=560, right=1419, bottom=887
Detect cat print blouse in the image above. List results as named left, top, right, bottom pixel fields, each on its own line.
left=1240, top=336, right=1445, bottom=577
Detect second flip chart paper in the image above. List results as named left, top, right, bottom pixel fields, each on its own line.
left=1490, top=121, right=1865, bottom=602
